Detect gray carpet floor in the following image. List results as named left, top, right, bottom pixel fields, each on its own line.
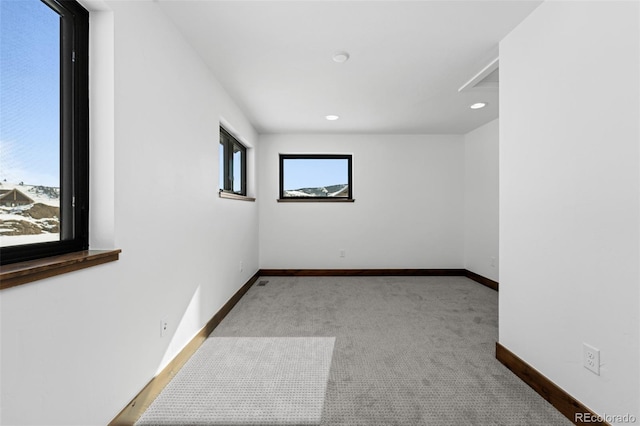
left=140, top=276, right=573, bottom=425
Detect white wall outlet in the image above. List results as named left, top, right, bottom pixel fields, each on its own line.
left=339, top=249, right=346, bottom=258
left=239, top=261, right=243, bottom=272
left=583, top=343, right=600, bottom=375
left=491, top=257, right=496, bottom=267
left=160, top=320, right=168, bottom=337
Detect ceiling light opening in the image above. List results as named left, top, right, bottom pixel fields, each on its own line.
left=325, top=115, right=340, bottom=121
left=332, top=51, right=350, bottom=63
left=470, top=102, right=487, bottom=110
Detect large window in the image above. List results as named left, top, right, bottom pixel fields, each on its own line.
left=219, top=127, right=247, bottom=196
left=0, top=0, right=89, bottom=265
left=279, top=154, right=353, bottom=201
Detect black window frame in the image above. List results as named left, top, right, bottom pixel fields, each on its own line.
left=278, top=154, right=354, bottom=201
left=1, top=0, right=89, bottom=266
left=219, top=127, right=247, bottom=196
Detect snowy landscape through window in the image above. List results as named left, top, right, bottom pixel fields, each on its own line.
left=279, top=154, right=353, bottom=200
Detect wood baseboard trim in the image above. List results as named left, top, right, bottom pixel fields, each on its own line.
left=496, top=342, right=608, bottom=426
left=465, top=269, right=499, bottom=291
left=108, top=271, right=261, bottom=426
left=259, top=268, right=467, bottom=277
left=259, top=268, right=499, bottom=292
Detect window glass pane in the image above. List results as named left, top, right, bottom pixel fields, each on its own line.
left=219, top=141, right=225, bottom=190
left=283, top=158, right=349, bottom=197
left=232, top=143, right=243, bottom=193
left=0, top=0, right=61, bottom=248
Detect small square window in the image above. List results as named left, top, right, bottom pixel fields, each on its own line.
left=279, top=154, right=353, bottom=201
left=219, top=127, right=247, bottom=196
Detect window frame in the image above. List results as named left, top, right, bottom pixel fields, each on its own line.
left=0, top=0, right=89, bottom=266
left=219, top=127, right=247, bottom=197
left=278, top=154, right=354, bottom=202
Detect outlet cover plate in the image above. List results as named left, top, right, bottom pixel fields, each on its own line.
left=583, top=343, right=600, bottom=375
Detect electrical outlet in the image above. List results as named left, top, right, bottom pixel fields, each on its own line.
left=583, top=343, right=600, bottom=375
left=491, top=257, right=496, bottom=267
left=339, top=249, right=346, bottom=258
left=160, top=320, right=168, bottom=337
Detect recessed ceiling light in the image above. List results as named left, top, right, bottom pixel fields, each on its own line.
left=332, top=51, right=350, bottom=63
left=325, top=115, right=340, bottom=121
left=470, top=102, right=487, bottom=109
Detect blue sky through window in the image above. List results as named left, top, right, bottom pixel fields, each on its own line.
left=0, top=0, right=60, bottom=187
left=283, top=158, right=348, bottom=191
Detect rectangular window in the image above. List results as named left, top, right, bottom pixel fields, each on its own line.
left=0, top=0, right=89, bottom=265
left=279, top=154, right=353, bottom=201
left=219, top=127, right=247, bottom=196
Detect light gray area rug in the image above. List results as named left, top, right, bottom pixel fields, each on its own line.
left=136, top=337, right=335, bottom=425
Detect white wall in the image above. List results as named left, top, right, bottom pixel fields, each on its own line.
left=258, top=134, right=464, bottom=269
left=0, top=1, right=259, bottom=424
left=500, top=1, right=639, bottom=422
left=464, top=119, right=499, bottom=282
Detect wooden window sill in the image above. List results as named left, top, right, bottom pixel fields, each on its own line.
left=277, top=198, right=355, bottom=203
left=0, top=249, right=121, bottom=290
left=219, top=191, right=256, bottom=202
